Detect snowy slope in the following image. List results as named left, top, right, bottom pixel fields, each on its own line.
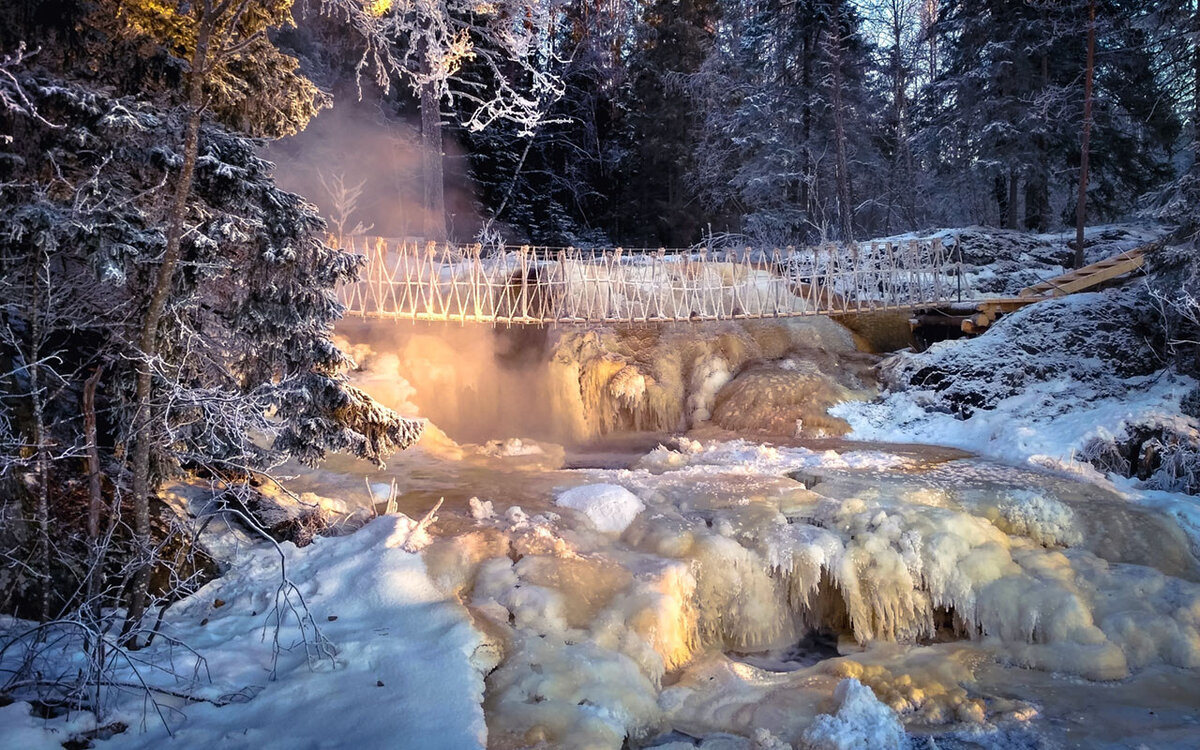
left=0, top=515, right=489, bottom=749
left=832, top=288, right=1200, bottom=549
left=871, top=223, right=1168, bottom=297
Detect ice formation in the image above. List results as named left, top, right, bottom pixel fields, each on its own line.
left=991, top=490, right=1083, bottom=547
left=339, top=316, right=878, bottom=444
left=555, top=483, right=646, bottom=534
left=546, top=318, right=878, bottom=440
left=408, top=438, right=1200, bottom=748
left=799, top=678, right=908, bottom=750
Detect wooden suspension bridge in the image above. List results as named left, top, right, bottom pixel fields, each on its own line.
left=334, top=236, right=967, bottom=325
left=333, top=235, right=1152, bottom=332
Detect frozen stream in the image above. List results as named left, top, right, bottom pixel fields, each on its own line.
left=286, top=431, right=1200, bottom=749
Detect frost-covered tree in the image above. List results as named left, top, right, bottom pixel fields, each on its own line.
left=928, top=0, right=1178, bottom=231
left=616, top=0, right=720, bottom=246
left=319, top=0, right=567, bottom=241
left=688, top=0, right=881, bottom=243
left=0, top=2, right=421, bottom=635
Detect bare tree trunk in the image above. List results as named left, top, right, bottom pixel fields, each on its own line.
left=1192, top=0, right=1199, bottom=175
left=420, top=48, right=447, bottom=243
left=28, top=252, right=50, bottom=623
left=1074, top=0, right=1096, bottom=269
left=83, top=364, right=104, bottom=615
left=888, top=0, right=916, bottom=230
left=801, top=25, right=816, bottom=221
left=828, top=24, right=854, bottom=242
left=1006, top=168, right=1019, bottom=230
left=924, top=0, right=938, bottom=85
left=125, top=24, right=211, bottom=645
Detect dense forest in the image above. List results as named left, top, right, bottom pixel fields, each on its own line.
left=424, top=0, right=1196, bottom=247
left=260, top=1, right=1200, bottom=249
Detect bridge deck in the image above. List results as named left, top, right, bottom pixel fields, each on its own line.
left=335, top=237, right=967, bottom=326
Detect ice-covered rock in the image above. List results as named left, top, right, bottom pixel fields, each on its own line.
left=992, top=490, right=1083, bottom=548
left=800, top=678, right=908, bottom=750
left=556, top=483, right=646, bottom=534
left=883, top=289, right=1162, bottom=419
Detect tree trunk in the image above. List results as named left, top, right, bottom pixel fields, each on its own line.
left=801, top=26, right=816, bottom=223
left=125, top=24, right=211, bottom=646
left=1006, top=168, right=1019, bottom=230
left=420, top=49, right=447, bottom=243
left=1192, top=0, right=1199, bottom=176
left=83, top=364, right=105, bottom=616
left=1074, top=0, right=1096, bottom=269
left=828, top=24, right=854, bottom=242
left=924, top=0, right=938, bottom=86
left=28, top=251, right=50, bottom=623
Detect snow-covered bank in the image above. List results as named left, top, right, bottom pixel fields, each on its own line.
left=0, top=515, right=490, bottom=749
left=874, top=223, right=1168, bottom=297
left=831, top=287, right=1200, bottom=550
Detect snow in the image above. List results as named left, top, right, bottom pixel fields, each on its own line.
left=831, top=286, right=1195, bottom=478
left=636, top=438, right=910, bottom=475
left=993, top=490, right=1083, bottom=548
left=555, top=483, right=646, bottom=534
left=871, top=223, right=1168, bottom=298
left=800, top=678, right=908, bottom=750
left=0, top=515, right=489, bottom=749
left=830, top=288, right=1200, bottom=557
left=831, top=373, right=1191, bottom=471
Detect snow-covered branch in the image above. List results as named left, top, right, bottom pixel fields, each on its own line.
left=0, top=43, right=60, bottom=141
left=317, top=0, right=566, bottom=134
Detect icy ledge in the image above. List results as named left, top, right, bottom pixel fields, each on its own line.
left=0, top=515, right=490, bottom=749
left=831, top=372, right=1200, bottom=548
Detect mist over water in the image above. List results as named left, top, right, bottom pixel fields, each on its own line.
left=336, top=320, right=578, bottom=443
left=335, top=316, right=879, bottom=446
left=264, top=97, right=478, bottom=241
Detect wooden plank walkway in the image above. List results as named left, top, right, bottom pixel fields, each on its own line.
left=914, top=241, right=1154, bottom=337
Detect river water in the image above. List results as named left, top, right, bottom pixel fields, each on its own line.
left=285, top=426, right=1200, bottom=749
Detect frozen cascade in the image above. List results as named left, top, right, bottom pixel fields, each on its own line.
left=336, top=316, right=877, bottom=444
left=290, top=314, right=1200, bottom=748
left=404, top=438, right=1200, bottom=749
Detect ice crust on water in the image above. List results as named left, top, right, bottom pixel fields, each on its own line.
left=555, top=482, right=646, bottom=534
left=637, top=438, right=910, bottom=475
left=437, top=438, right=1200, bottom=748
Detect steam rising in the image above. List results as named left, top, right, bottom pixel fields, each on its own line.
left=336, top=317, right=879, bottom=446
left=265, top=98, right=476, bottom=241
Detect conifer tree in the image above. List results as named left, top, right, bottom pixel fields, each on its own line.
left=0, top=1, right=422, bottom=634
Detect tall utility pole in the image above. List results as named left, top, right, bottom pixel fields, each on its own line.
left=1074, top=0, right=1096, bottom=269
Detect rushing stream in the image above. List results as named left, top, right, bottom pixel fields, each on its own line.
left=279, top=317, right=1200, bottom=749
left=285, top=428, right=1200, bottom=750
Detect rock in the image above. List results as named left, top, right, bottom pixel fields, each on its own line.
left=218, top=485, right=330, bottom=547
left=883, top=288, right=1163, bottom=418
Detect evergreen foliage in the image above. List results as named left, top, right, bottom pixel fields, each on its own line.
left=0, top=2, right=421, bottom=620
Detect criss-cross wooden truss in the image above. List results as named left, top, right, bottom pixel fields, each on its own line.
left=333, top=237, right=965, bottom=326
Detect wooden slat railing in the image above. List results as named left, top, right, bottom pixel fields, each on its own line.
left=332, top=237, right=965, bottom=325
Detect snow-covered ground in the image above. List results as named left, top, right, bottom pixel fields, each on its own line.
left=0, top=515, right=490, bottom=749
left=831, top=287, right=1200, bottom=552
left=873, top=222, right=1168, bottom=297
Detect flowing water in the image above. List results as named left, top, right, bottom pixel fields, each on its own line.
left=304, top=320, right=1200, bottom=749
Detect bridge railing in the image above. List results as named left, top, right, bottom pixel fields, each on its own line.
left=332, top=237, right=965, bottom=325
